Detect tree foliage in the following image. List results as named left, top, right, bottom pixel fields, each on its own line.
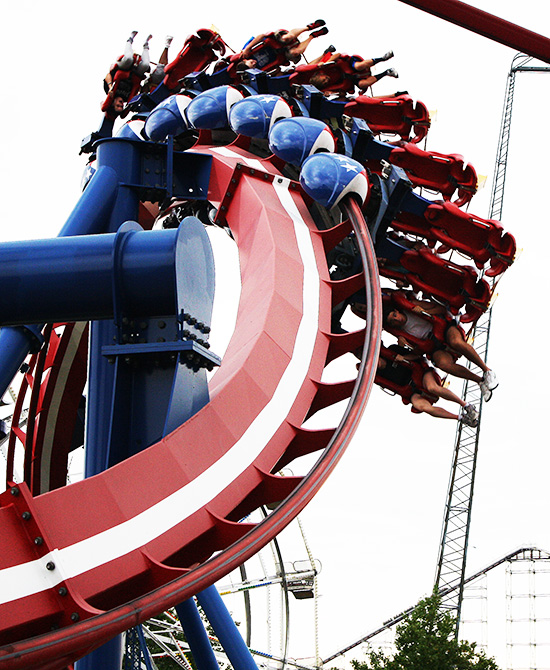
left=351, top=593, right=500, bottom=670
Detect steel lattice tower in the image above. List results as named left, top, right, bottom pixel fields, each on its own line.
left=435, top=54, right=550, bottom=634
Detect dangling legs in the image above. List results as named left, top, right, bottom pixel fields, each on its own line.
left=371, top=51, right=394, bottom=65
left=445, top=325, right=497, bottom=401
left=355, top=57, right=398, bottom=91
left=357, top=75, right=377, bottom=91
left=422, top=368, right=478, bottom=424
left=159, top=35, right=173, bottom=65
left=286, top=20, right=326, bottom=40
left=117, top=31, right=138, bottom=70
left=286, top=26, right=310, bottom=40
left=445, top=326, right=490, bottom=373
left=371, top=68, right=399, bottom=83
left=135, top=34, right=152, bottom=76
left=287, top=36, right=315, bottom=60
left=353, top=58, right=375, bottom=71
left=411, top=393, right=459, bottom=420
left=432, top=349, right=483, bottom=384
left=148, top=35, right=173, bottom=88
left=287, top=28, right=328, bottom=61
left=352, top=51, right=393, bottom=73
left=422, top=371, right=467, bottom=408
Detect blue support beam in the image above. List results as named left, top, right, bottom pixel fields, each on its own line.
left=76, top=137, right=215, bottom=670
left=0, top=325, right=44, bottom=399
left=197, top=586, right=258, bottom=670
left=175, top=600, right=220, bottom=670
left=0, top=226, right=178, bottom=326
left=0, top=164, right=120, bottom=399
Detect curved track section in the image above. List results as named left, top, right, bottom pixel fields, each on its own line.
left=7, top=323, right=88, bottom=496
left=0, top=145, right=380, bottom=669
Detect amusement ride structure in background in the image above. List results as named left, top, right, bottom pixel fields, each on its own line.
left=434, top=50, right=550, bottom=632
left=0, top=2, right=548, bottom=669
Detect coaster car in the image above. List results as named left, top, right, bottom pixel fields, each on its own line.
left=163, top=29, right=226, bottom=91
left=344, top=94, right=430, bottom=144
left=226, top=31, right=297, bottom=79
left=424, top=202, right=516, bottom=277
left=379, top=245, right=491, bottom=322
left=391, top=202, right=516, bottom=277
left=389, top=144, right=477, bottom=207
left=289, top=55, right=358, bottom=94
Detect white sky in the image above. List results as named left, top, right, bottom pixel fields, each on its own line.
left=2, top=1, right=550, bottom=668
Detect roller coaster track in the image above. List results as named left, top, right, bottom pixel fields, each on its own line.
left=2, top=6, right=536, bottom=667
left=323, top=546, right=550, bottom=664
left=0, top=142, right=381, bottom=669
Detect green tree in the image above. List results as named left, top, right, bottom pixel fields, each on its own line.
left=351, top=593, right=499, bottom=670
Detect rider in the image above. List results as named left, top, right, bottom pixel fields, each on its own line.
left=240, top=20, right=329, bottom=70
left=293, top=50, right=397, bottom=95
left=382, top=293, right=498, bottom=401
left=102, top=31, right=152, bottom=114
left=140, top=35, right=174, bottom=94
left=376, top=345, right=479, bottom=426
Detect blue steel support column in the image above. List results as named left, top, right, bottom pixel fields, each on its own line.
left=197, top=587, right=259, bottom=670
left=0, top=165, right=119, bottom=400
left=77, top=139, right=143, bottom=670
left=0, top=325, right=44, bottom=398
left=84, top=137, right=143, bottom=479
left=175, top=600, right=220, bottom=670
left=58, top=165, right=120, bottom=237
left=0, top=133, right=250, bottom=668
left=78, top=141, right=221, bottom=670
left=136, top=626, right=155, bottom=670
left=93, top=139, right=142, bottom=231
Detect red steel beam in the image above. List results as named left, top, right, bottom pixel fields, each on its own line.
left=396, top=0, right=550, bottom=64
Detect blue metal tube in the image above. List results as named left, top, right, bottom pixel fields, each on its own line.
left=84, top=136, right=143, bottom=485
left=74, top=636, right=123, bottom=670
left=136, top=625, right=155, bottom=670
left=0, top=228, right=178, bottom=325
left=95, top=139, right=142, bottom=230
left=0, top=164, right=120, bottom=400
left=197, top=586, right=258, bottom=670
left=76, top=140, right=143, bottom=670
left=0, top=326, right=44, bottom=400
left=175, top=599, right=220, bottom=670
left=59, top=165, right=120, bottom=237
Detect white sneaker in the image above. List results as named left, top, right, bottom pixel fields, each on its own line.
left=165, top=35, right=174, bottom=47
left=387, top=68, right=399, bottom=78
left=483, top=369, right=498, bottom=391
left=464, top=403, right=479, bottom=424
left=460, top=406, right=478, bottom=427
left=480, top=380, right=493, bottom=402
left=383, top=51, right=394, bottom=60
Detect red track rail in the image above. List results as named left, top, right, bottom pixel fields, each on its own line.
left=0, top=146, right=381, bottom=669
left=7, top=323, right=88, bottom=496
left=396, top=0, right=550, bottom=64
